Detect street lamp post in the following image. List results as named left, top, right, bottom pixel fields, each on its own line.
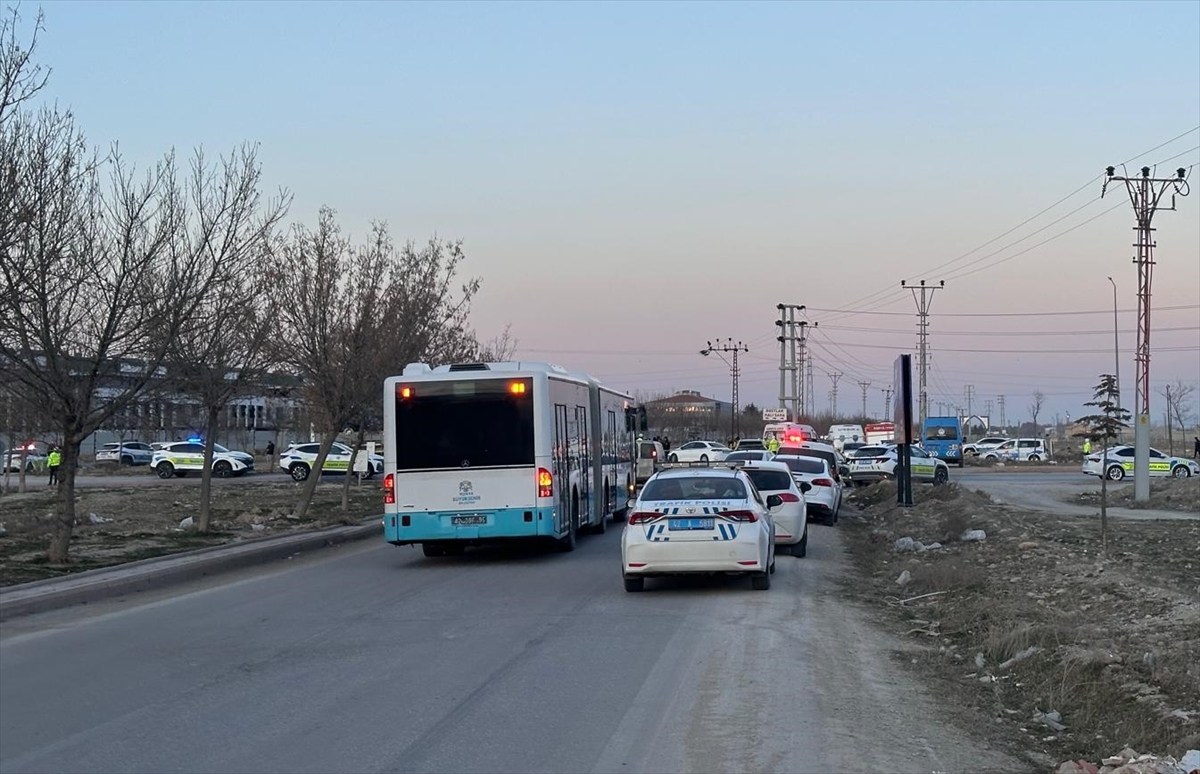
left=1107, top=276, right=1121, bottom=437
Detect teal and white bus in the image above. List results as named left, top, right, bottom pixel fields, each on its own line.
left=382, top=361, right=644, bottom=556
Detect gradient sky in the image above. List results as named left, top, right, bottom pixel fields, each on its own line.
left=30, top=0, right=1200, bottom=425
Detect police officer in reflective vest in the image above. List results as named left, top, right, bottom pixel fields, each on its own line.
left=47, top=446, right=62, bottom=486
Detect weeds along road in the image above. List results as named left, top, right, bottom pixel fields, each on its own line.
left=956, top=469, right=1198, bottom=521
left=0, top=525, right=1024, bottom=774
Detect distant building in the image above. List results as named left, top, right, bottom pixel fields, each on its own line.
left=644, top=390, right=734, bottom=439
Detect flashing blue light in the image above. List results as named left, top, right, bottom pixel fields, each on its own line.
left=187, top=437, right=203, bottom=443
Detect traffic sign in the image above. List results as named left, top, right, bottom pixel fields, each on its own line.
left=761, top=408, right=788, bottom=421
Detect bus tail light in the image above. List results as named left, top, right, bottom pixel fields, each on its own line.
left=721, top=510, right=758, bottom=522
left=628, top=511, right=662, bottom=524
left=537, top=467, right=553, bottom=498
left=383, top=473, right=395, bottom=504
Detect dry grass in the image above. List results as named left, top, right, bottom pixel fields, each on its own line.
left=841, top=483, right=1200, bottom=764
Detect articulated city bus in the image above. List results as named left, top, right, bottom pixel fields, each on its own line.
left=382, top=361, right=643, bottom=556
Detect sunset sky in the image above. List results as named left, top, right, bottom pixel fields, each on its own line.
left=34, top=0, right=1200, bottom=423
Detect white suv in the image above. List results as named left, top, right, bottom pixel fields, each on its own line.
left=279, top=441, right=383, bottom=482
left=151, top=441, right=255, bottom=479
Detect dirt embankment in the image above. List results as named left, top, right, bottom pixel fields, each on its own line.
left=0, top=479, right=384, bottom=587
left=1072, top=477, right=1200, bottom=513
left=842, top=481, right=1200, bottom=769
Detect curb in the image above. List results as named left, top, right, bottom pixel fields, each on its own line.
left=0, top=520, right=383, bottom=622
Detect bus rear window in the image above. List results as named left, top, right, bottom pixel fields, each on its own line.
left=395, top=378, right=534, bottom=470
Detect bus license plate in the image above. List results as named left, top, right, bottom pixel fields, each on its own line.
left=668, top=518, right=714, bottom=531
left=452, top=515, right=487, bottom=526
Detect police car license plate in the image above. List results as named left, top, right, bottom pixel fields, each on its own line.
left=668, top=518, right=714, bottom=531
left=451, top=515, right=487, bottom=526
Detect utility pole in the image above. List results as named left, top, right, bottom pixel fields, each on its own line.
left=997, top=395, right=1006, bottom=433
left=902, top=279, right=944, bottom=425
left=964, top=384, right=976, bottom=421
left=984, top=399, right=993, bottom=430
left=882, top=385, right=894, bottom=420
left=701, top=338, right=749, bottom=441
left=1102, top=164, right=1190, bottom=502
left=775, top=304, right=805, bottom=422
left=857, top=380, right=871, bottom=420
left=828, top=371, right=844, bottom=419
left=805, top=347, right=815, bottom=420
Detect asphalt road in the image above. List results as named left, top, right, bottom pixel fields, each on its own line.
left=0, top=525, right=1023, bottom=774
left=955, top=469, right=1197, bottom=520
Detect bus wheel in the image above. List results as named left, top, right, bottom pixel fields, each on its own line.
left=595, top=485, right=608, bottom=534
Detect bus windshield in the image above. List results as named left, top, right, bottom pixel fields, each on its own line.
left=395, top=378, right=534, bottom=470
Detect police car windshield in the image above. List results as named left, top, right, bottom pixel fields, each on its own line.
left=641, top=476, right=748, bottom=501
left=725, top=451, right=766, bottom=461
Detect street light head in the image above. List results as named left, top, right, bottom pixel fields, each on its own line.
left=901, top=280, right=907, bottom=287
left=1106, top=166, right=1115, bottom=177
left=1178, top=167, right=1187, bottom=180
left=1141, top=166, right=1150, bottom=178
left=939, top=280, right=945, bottom=287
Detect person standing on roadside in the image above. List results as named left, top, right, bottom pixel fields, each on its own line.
left=1193, top=436, right=1199, bottom=459
left=47, top=446, right=62, bottom=486
left=1082, top=438, right=1091, bottom=455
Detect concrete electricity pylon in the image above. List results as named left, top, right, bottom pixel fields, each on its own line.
left=902, top=279, right=944, bottom=425
left=882, top=385, right=894, bottom=420
left=964, top=384, right=975, bottom=420
left=857, top=380, right=871, bottom=420
left=805, top=346, right=815, bottom=419
left=701, top=338, right=749, bottom=441
left=776, top=304, right=806, bottom=422
left=828, top=371, right=844, bottom=418
left=1102, top=164, right=1191, bottom=502
left=997, top=395, right=1006, bottom=432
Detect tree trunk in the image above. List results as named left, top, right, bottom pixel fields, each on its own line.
left=16, top=449, right=28, bottom=494
left=197, top=407, right=220, bottom=533
left=340, top=427, right=367, bottom=511
left=294, top=430, right=337, bottom=522
left=47, top=436, right=80, bottom=563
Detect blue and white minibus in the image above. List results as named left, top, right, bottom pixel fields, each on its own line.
left=382, top=361, right=644, bottom=556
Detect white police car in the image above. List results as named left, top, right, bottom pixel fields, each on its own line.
left=846, top=444, right=950, bottom=486
left=151, top=441, right=255, bottom=479
left=279, top=441, right=383, bottom=482
left=621, top=465, right=776, bottom=592
left=1082, top=445, right=1198, bottom=480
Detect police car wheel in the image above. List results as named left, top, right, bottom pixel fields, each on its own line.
left=933, top=468, right=949, bottom=486
left=289, top=463, right=310, bottom=482
left=794, top=530, right=808, bottom=557
left=668, top=453, right=678, bottom=463
left=1106, top=465, right=1125, bottom=481
left=1172, top=466, right=1191, bottom=478
left=155, top=462, right=174, bottom=479
left=623, top=576, right=644, bottom=592
left=213, top=461, right=233, bottom=478
left=1028, top=454, right=1041, bottom=462
left=751, top=571, right=771, bottom=591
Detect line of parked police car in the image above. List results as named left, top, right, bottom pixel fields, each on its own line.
left=0, top=439, right=384, bottom=482
left=621, top=428, right=951, bottom=592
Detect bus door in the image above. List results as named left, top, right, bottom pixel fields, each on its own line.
left=554, top=404, right=570, bottom=533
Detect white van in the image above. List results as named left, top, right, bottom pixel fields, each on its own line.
left=827, top=424, right=866, bottom=452
left=636, top=440, right=665, bottom=485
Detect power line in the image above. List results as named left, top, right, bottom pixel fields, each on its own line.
left=816, top=324, right=1199, bottom=337
left=800, top=303, right=1199, bottom=319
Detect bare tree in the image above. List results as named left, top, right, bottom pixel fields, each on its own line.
left=1159, top=381, right=1196, bottom=456
left=1028, top=389, right=1045, bottom=430
left=0, top=5, right=49, bottom=125
left=0, top=89, right=280, bottom=560
left=269, top=212, right=480, bottom=519
left=165, top=147, right=288, bottom=532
